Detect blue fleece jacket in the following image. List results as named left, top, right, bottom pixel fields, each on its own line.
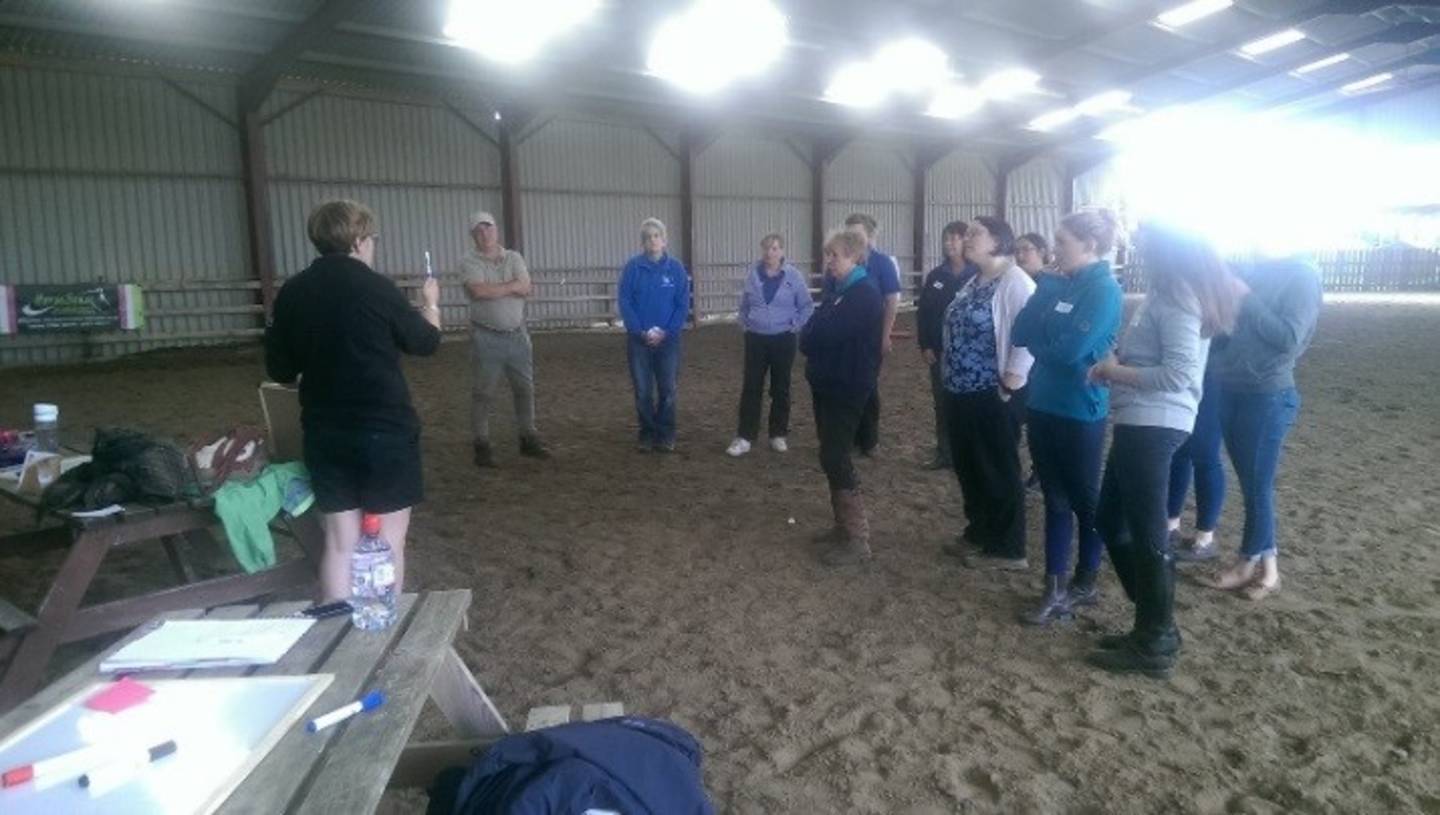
left=619, top=252, right=689, bottom=339
left=1011, top=260, right=1123, bottom=421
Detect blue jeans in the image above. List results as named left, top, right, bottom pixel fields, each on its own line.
left=1167, top=371, right=1225, bottom=531
left=627, top=334, right=680, bottom=445
left=1028, top=410, right=1106, bottom=578
left=1219, top=387, right=1301, bottom=559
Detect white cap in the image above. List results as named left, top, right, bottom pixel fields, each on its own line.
left=34, top=403, right=58, bottom=422
left=468, top=210, right=497, bottom=232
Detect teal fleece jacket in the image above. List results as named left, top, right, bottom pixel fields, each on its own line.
left=1011, top=260, right=1124, bottom=421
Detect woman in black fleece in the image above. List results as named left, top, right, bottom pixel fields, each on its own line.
left=265, top=199, right=441, bottom=602
left=800, top=229, right=884, bottom=566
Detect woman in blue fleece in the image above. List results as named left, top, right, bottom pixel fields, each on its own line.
left=800, top=229, right=884, bottom=566
left=1011, top=209, right=1124, bottom=625
left=727, top=233, right=814, bottom=457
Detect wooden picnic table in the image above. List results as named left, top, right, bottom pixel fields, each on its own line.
left=0, top=465, right=326, bottom=714
left=0, top=590, right=510, bottom=813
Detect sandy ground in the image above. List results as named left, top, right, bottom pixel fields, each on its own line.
left=2, top=300, right=1439, bottom=813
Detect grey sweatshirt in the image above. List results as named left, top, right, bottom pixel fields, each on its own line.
left=1109, top=294, right=1209, bottom=432
left=1211, top=257, right=1322, bottom=393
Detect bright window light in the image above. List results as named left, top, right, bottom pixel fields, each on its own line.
left=1076, top=89, right=1133, bottom=116
left=647, top=0, right=788, bottom=94
left=873, top=38, right=950, bottom=96
left=444, top=0, right=600, bottom=64
left=1240, top=28, right=1307, bottom=56
left=980, top=68, right=1042, bottom=99
left=1155, top=0, right=1233, bottom=29
left=926, top=84, right=983, bottom=119
left=825, top=61, right=890, bottom=108
left=1029, top=107, right=1081, bottom=131
left=1340, top=72, right=1394, bottom=94
left=1294, top=52, right=1350, bottom=74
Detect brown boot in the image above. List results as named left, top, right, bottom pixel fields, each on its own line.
left=809, top=489, right=843, bottom=545
left=821, top=488, right=872, bottom=566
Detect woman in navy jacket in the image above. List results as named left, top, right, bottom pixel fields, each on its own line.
left=800, top=229, right=884, bottom=566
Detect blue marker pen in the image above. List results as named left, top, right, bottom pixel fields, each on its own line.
left=306, top=690, right=385, bottom=733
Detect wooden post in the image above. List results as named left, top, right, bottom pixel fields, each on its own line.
left=498, top=114, right=522, bottom=254
left=239, top=109, right=277, bottom=318
left=811, top=137, right=849, bottom=286
left=680, top=129, right=697, bottom=324
left=995, top=156, right=1014, bottom=222
left=912, top=144, right=946, bottom=289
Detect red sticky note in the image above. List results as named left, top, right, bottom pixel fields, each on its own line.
left=84, top=676, right=153, bottom=714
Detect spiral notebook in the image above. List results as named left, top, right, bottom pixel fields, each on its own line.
left=99, top=619, right=314, bottom=673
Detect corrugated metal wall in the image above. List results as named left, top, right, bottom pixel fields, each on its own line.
left=693, top=133, right=812, bottom=317
left=1340, top=84, right=1440, bottom=144
left=925, top=152, right=997, bottom=273
left=825, top=141, right=917, bottom=293
left=0, top=65, right=250, bottom=366
left=1006, top=154, right=1066, bottom=243
left=263, top=89, right=502, bottom=329
left=517, top=116, right=682, bottom=328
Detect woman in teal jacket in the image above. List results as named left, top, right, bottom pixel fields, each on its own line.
left=1011, top=210, right=1124, bottom=625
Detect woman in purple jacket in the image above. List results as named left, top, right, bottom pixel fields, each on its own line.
left=727, top=234, right=815, bottom=456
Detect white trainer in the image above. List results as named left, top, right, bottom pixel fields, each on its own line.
left=770, top=436, right=788, bottom=453
left=726, top=437, right=752, bottom=457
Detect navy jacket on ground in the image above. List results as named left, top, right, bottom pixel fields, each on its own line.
left=1011, top=260, right=1124, bottom=422
left=619, top=252, right=690, bottom=339
left=443, top=717, right=714, bottom=815
left=801, top=268, right=884, bottom=398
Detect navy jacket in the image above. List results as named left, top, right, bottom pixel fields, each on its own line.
left=619, top=252, right=690, bottom=340
left=445, top=717, right=714, bottom=815
left=916, top=261, right=977, bottom=353
left=801, top=268, right=884, bottom=398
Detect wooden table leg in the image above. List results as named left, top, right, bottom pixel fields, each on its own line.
left=161, top=534, right=198, bottom=584
left=389, top=647, right=510, bottom=790
left=0, top=526, right=109, bottom=713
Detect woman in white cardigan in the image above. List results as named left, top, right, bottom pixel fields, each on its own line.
left=940, top=216, right=1037, bottom=569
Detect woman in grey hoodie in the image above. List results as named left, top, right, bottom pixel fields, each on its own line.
left=1085, top=224, right=1242, bottom=679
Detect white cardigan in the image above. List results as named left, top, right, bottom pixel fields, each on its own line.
left=943, top=260, right=1037, bottom=384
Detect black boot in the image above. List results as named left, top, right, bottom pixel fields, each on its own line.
left=1089, top=549, right=1179, bottom=679
left=519, top=435, right=551, bottom=459
left=472, top=440, right=496, bottom=469
left=1019, top=575, right=1073, bottom=626
left=1067, top=569, right=1100, bottom=608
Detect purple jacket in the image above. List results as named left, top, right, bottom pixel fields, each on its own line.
left=739, top=261, right=814, bottom=335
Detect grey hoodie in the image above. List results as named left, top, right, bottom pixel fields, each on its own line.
left=1109, top=293, right=1209, bottom=433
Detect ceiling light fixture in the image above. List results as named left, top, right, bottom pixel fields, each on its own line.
left=980, top=68, right=1042, bottom=99
left=925, top=84, right=983, bottom=119
left=1155, top=0, right=1233, bottom=29
left=1029, top=108, right=1081, bottom=131
left=873, top=38, right=950, bottom=96
left=444, top=0, right=600, bottom=64
left=647, top=0, right=788, bottom=94
left=1075, top=89, right=1133, bottom=116
left=1240, top=28, right=1307, bottom=56
left=1293, top=53, right=1350, bottom=74
left=824, top=62, right=890, bottom=108
left=1340, top=72, right=1394, bottom=94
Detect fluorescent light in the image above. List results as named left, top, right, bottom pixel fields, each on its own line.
left=1340, top=72, right=1393, bottom=94
left=980, top=68, right=1041, bottom=99
left=1240, top=28, right=1306, bottom=56
left=874, top=38, right=950, bottom=96
left=1029, top=108, right=1081, bottom=131
left=1075, top=90, right=1133, bottom=116
left=444, top=0, right=600, bottom=64
left=1155, top=0, right=1233, bottom=29
left=925, top=84, right=983, bottom=119
left=1293, top=53, right=1350, bottom=74
left=647, top=0, right=788, bottom=94
left=824, top=62, right=889, bottom=108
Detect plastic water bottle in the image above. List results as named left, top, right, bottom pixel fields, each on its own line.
left=33, top=403, right=59, bottom=454
left=351, top=514, right=397, bottom=630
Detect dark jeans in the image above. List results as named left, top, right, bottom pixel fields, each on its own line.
left=927, top=360, right=950, bottom=464
left=736, top=331, right=797, bottom=441
left=812, top=389, right=869, bottom=491
left=1167, top=370, right=1225, bottom=530
left=1220, top=387, right=1301, bottom=559
left=945, top=387, right=1027, bottom=559
left=1097, top=425, right=1189, bottom=595
left=626, top=334, right=680, bottom=445
left=1028, top=410, right=1106, bottom=578
left=854, top=361, right=883, bottom=453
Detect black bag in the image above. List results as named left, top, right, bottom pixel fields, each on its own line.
left=41, top=427, right=199, bottom=514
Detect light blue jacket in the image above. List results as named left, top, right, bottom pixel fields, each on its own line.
left=739, top=261, right=814, bottom=335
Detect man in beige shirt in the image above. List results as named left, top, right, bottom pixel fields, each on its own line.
left=462, top=210, right=549, bottom=467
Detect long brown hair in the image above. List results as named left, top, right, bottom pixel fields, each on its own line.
left=1140, top=222, right=1240, bottom=337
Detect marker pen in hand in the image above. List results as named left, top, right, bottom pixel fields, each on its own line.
left=306, top=690, right=386, bottom=733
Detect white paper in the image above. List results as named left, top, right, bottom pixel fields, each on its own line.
left=99, top=619, right=314, bottom=673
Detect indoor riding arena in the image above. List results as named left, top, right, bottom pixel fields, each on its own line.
left=2, top=1, right=1439, bottom=814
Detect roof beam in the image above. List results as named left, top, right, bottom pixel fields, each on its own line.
left=1239, top=46, right=1440, bottom=114
left=1304, top=70, right=1440, bottom=118
left=238, top=0, right=374, bottom=112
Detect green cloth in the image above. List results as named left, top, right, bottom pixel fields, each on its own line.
left=213, top=462, right=312, bottom=573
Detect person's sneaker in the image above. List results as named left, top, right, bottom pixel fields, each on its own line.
left=769, top=437, right=788, bottom=453
left=961, top=552, right=1029, bottom=571
left=726, top=437, right=752, bottom=457
left=519, top=435, right=551, bottom=459
left=635, top=439, right=652, bottom=453
left=472, top=440, right=496, bottom=469
left=655, top=441, right=677, bottom=453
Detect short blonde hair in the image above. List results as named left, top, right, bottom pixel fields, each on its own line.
left=640, top=217, right=667, bottom=239
left=307, top=199, right=376, bottom=255
left=824, top=228, right=867, bottom=260
left=760, top=233, right=784, bottom=250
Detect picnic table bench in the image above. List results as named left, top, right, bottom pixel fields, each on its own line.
left=0, top=468, right=325, bottom=714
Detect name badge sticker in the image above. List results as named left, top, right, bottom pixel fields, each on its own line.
left=932, top=280, right=945, bottom=289
left=1055, top=301, right=1075, bottom=314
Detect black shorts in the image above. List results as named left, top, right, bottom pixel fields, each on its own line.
left=303, top=426, right=424, bottom=514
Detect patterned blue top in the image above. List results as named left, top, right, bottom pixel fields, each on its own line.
left=943, top=275, right=1001, bottom=394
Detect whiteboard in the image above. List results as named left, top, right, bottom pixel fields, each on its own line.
left=0, top=674, right=333, bottom=815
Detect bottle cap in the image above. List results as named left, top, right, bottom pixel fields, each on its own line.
left=33, top=403, right=58, bottom=423
left=361, top=514, right=382, bottom=536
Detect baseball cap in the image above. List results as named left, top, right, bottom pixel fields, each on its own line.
left=468, top=210, right=497, bottom=231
